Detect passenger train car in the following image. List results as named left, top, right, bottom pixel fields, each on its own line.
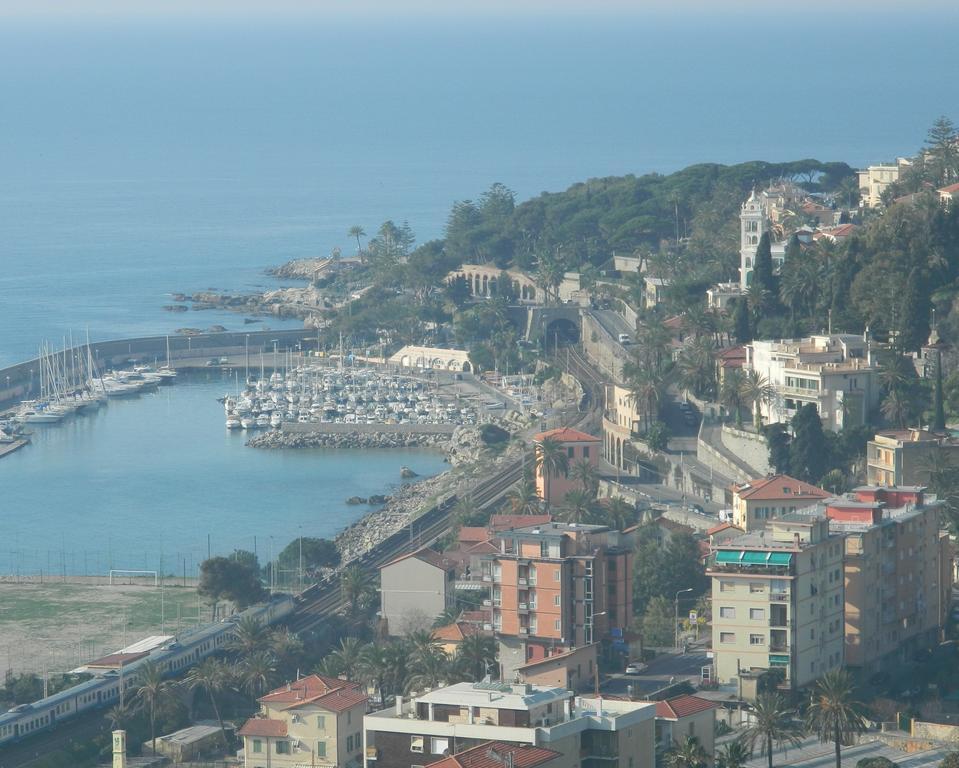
left=0, top=594, right=295, bottom=748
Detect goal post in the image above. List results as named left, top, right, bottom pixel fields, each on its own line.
left=109, top=569, right=159, bottom=586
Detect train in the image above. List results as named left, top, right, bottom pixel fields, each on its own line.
left=0, top=593, right=295, bottom=748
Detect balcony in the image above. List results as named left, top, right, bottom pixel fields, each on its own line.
left=770, top=642, right=789, bottom=653
left=770, top=591, right=789, bottom=602
left=518, top=627, right=529, bottom=635
left=482, top=574, right=492, bottom=582
left=518, top=602, right=529, bottom=612
left=518, top=577, right=528, bottom=586
left=482, top=599, right=492, bottom=607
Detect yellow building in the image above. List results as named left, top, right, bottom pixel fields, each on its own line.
left=866, top=429, right=959, bottom=487
left=729, top=475, right=831, bottom=532
left=238, top=674, right=368, bottom=768
left=708, top=515, right=844, bottom=696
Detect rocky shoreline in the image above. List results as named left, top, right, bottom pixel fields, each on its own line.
left=267, top=258, right=329, bottom=280
left=246, top=429, right=451, bottom=450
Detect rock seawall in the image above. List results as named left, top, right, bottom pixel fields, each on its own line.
left=246, top=429, right=450, bottom=450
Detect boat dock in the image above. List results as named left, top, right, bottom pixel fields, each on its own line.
left=0, top=438, right=29, bottom=459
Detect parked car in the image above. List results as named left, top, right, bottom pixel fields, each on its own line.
left=624, top=663, right=648, bottom=675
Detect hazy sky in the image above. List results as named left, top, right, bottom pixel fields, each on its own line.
left=3, top=0, right=955, bottom=17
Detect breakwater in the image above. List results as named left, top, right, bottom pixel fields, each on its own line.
left=248, top=424, right=455, bottom=450
left=0, top=328, right=315, bottom=407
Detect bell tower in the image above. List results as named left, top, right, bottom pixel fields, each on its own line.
left=740, top=190, right=767, bottom=290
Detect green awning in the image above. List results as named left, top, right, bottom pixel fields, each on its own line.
left=767, top=553, right=793, bottom=566
left=715, top=551, right=743, bottom=564
left=742, top=552, right=770, bottom=564
left=769, top=654, right=790, bottom=666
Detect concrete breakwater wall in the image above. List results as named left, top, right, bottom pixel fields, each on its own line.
left=248, top=423, right=455, bottom=449
left=0, top=328, right=313, bottom=407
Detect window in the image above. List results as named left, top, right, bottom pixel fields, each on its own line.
left=411, top=737, right=425, bottom=753
left=720, top=632, right=736, bottom=644
left=720, top=581, right=735, bottom=592
left=317, top=715, right=326, bottom=730
left=277, top=741, right=291, bottom=755
left=554, top=594, right=561, bottom=606
left=567, top=447, right=575, bottom=458
left=583, top=446, right=590, bottom=458
left=347, top=735, right=354, bottom=752
left=719, top=607, right=735, bottom=619
left=431, top=738, right=450, bottom=755
left=750, top=582, right=765, bottom=593
left=318, top=742, right=327, bottom=758
left=750, top=608, right=765, bottom=620
left=347, top=711, right=352, bottom=725
left=750, top=634, right=764, bottom=645
left=252, top=740, right=263, bottom=754
left=554, top=569, right=561, bottom=581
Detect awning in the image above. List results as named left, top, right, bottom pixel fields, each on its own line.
left=714, top=550, right=793, bottom=566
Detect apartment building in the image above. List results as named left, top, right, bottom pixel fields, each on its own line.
left=866, top=429, right=959, bottom=487
left=534, top=428, right=601, bottom=506
left=857, top=159, right=911, bottom=208
left=746, top=334, right=881, bottom=430
left=426, top=742, right=564, bottom=768
left=363, top=681, right=656, bottom=768
left=708, top=515, right=844, bottom=696
left=816, top=486, right=951, bottom=670
left=729, top=475, right=831, bottom=532
left=381, top=549, right=457, bottom=636
left=479, top=522, right=633, bottom=657
left=238, top=675, right=368, bottom=768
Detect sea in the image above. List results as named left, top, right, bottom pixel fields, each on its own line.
left=0, top=8, right=955, bottom=572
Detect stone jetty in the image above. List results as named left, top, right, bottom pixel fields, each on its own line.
left=246, top=429, right=450, bottom=450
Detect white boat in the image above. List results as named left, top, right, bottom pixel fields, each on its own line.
left=240, top=417, right=255, bottom=430
left=270, top=413, right=283, bottom=428
left=256, top=414, right=270, bottom=428
left=226, top=417, right=241, bottom=430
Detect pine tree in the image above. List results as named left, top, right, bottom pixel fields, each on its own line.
left=733, top=298, right=752, bottom=344
left=924, top=116, right=959, bottom=186
left=898, top=268, right=929, bottom=353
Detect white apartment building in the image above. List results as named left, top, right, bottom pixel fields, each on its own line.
left=746, top=334, right=881, bottom=430
left=707, top=515, right=844, bottom=697
left=858, top=159, right=912, bottom=208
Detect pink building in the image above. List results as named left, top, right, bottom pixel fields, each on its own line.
left=533, top=427, right=601, bottom=505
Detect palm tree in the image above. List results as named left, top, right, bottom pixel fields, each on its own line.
left=716, top=739, right=751, bottom=768
left=569, top=458, right=600, bottom=495
left=720, top=368, right=747, bottom=428
left=805, top=670, right=867, bottom=768
left=741, top=692, right=804, bottom=768
left=506, top=477, right=540, bottom=515
left=270, top=628, right=304, bottom=678
left=359, top=643, right=393, bottom=705
left=624, top=365, right=664, bottom=433
left=185, top=658, right=231, bottom=746
left=677, top=338, right=717, bottom=400
left=325, top=636, right=365, bottom=680
left=227, top=615, right=272, bottom=657
left=599, top=497, right=636, bottom=532
left=105, top=702, right=131, bottom=731
left=348, top=225, right=366, bottom=255
left=560, top=488, right=596, bottom=525
left=240, top=650, right=277, bottom=699
left=881, top=389, right=910, bottom=428
left=665, top=736, right=709, bottom=768
left=433, top=605, right=462, bottom=628
left=535, top=436, right=569, bottom=506
left=135, top=661, right=174, bottom=756
left=454, top=634, right=497, bottom=681
left=341, top=565, right=376, bottom=617
left=406, top=642, right=450, bottom=692
left=740, top=369, right=774, bottom=430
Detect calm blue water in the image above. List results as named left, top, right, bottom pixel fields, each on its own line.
left=0, top=375, right=449, bottom=575
left=0, top=10, right=955, bottom=569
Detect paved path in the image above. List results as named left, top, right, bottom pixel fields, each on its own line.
left=719, top=732, right=950, bottom=768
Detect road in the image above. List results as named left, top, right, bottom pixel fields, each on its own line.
left=602, top=650, right=710, bottom=697
left=591, top=309, right=634, bottom=346
left=722, top=732, right=950, bottom=768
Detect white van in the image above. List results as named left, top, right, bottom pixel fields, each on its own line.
left=618, top=333, right=630, bottom=344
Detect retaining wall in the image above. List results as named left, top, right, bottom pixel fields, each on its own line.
left=281, top=423, right=457, bottom=435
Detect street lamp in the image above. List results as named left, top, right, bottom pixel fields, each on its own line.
left=674, top=588, right=694, bottom=651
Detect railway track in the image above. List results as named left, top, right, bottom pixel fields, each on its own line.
left=289, top=458, right=523, bottom=633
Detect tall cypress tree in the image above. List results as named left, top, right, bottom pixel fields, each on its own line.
left=933, top=346, right=946, bottom=431
left=899, top=268, right=929, bottom=353
left=789, top=404, right=828, bottom=483
left=752, top=232, right=775, bottom=297
left=733, top=297, right=752, bottom=344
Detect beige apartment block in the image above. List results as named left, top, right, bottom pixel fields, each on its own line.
left=238, top=674, right=368, bottom=768
left=729, top=474, right=831, bottom=531
left=866, top=429, right=959, bottom=487
left=857, top=160, right=911, bottom=208
left=814, top=486, right=952, bottom=670
left=708, top=515, right=844, bottom=696
left=380, top=548, right=457, bottom=636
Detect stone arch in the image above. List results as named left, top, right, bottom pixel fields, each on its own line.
left=415, top=355, right=426, bottom=368
left=482, top=275, right=489, bottom=296
left=528, top=286, right=536, bottom=301
left=431, top=358, right=443, bottom=369
left=616, top=437, right=623, bottom=469
left=521, top=285, right=529, bottom=300
left=545, top=317, right=580, bottom=345
left=474, top=274, right=482, bottom=295
left=401, top=354, right=412, bottom=367
left=462, top=361, right=472, bottom=372
left=489, top=277, right=498, bottom=296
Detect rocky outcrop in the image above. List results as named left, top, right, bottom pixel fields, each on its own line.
left=400, top=466, right=418, bottom=478
left=268, top=258, right=330, bottom=280
left=246, top=430, right=451, bottom=450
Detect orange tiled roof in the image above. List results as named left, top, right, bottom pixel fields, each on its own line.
left=731, top=474, right=830, bottom=502
left=238, top=718, right=288, bottom=738
left=458, top=527, right=490, bottom=543
left=533, top=427, right=600, bottom=443
left=655, top=695, right=718, bottom=720
left=259, top=674, right=366, bottom=712
left=433, top=621, right=486, bottom=643
left=489, top=514, right=552, bottom=531
left=426, top=742, right=561, bottom=768
left=382, top=547, right=453, bottom=571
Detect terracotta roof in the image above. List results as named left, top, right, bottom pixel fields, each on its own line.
left=707, top=522, right=740, bottom=536
left=85, top=651, right=150, bottom=668
left=238, top=718, right=288, bottom=738
left=939, top=182, right=959, bottom=195
left=465, top=540, right=499, bottom=555
left=426, top=742, right=561, bottom=768
left=654, top=695, right=718, bottom=720
left=518, top=644, right=595, bottom=670
left=533, top=427, right=600, bottom=443
left=731, top=474, right=830, bottom=502
left=489, top=514, right=552, bottom=531
left=259, top=674, right=366, bottom=712
left=655, top=517, right=693, bottom=533
left=433, top=621, right=486, bottom=643
left=715, top=345, right=746, bottom=360
left=458, top=526, right=490, bottom=544
left=459, top=610, right=488, bottom=624
left=382, top=547, right=453, bottom=571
